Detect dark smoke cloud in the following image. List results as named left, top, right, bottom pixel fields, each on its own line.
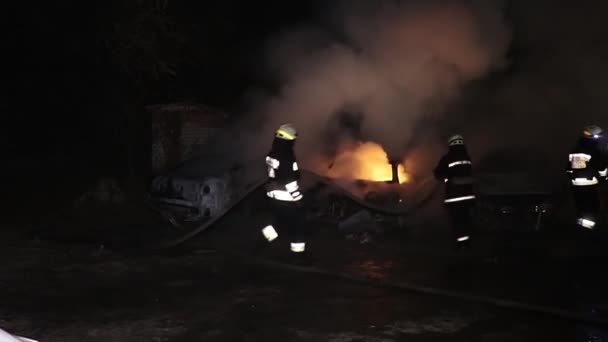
left=237, top=0, right=511, bottom=170
left=203, top=0, right=608, bottom=196
left=445, top=1, right=608, bottom=184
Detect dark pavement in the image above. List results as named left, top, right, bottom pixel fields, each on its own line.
left=0, top=189, right=607, bottom=341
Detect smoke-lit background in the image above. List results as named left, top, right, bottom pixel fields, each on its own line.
left=5, top=0, right=608, bottom=216
left=225, top=0, right=608, bottom=186
left=231, top=0, right=511, bottom=180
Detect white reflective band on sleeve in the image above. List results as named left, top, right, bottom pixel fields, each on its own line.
left=577, top=218, right=596, bottom=229
left=444, top=178, right=448, bottom=183
left=448, top=160, right=472, bottom=168
left=266, top=156, right=280, bottom=169
left=285, top=181, right=299, bottom=192
left=444, top=195, right=476, bottom=203
left=267, top=168, right=275, bottom=178
left=267, top=190, right=302, bottom=202
left=571, top=177, right=598, bottom=186
left=262, top=225, right=278, bottom=241
left=457, top=236, right=470, bottom=242
left=293, top=162, right=299, bottom=171
left=569, top=153, right=591, bottom=162
left=600, top=168, right=608, bottom=177
left=290, top=242, right=306, bottom=253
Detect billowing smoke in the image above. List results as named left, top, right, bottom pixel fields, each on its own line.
left=237, top=0, right=511, bottom=172
left=442, top=1, right=608, bottom=188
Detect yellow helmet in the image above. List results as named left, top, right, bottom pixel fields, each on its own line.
left=276, top=123, right=297, bottom=140
left=582, top=125, right=603, bottom=138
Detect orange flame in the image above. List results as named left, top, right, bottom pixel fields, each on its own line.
left=327, top=142, right=410, bottom=184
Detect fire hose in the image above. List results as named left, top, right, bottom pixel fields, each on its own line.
left=155, top=169, right=439, bottom=249
left=155, top=177, right=268, bottom=249
left=150, top=171, right=608, bottom=326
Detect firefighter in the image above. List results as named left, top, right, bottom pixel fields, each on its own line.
left=259, top=123, right=309, bottom=263
left=566, top=125, right=608, bottom=230
left=434, top=134, right=476, bottom=250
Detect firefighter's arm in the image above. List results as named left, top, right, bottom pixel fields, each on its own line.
left=433, top=156, right=448, bottom=181
left=597, top=157, right=608, bottom=180
left=285, top=160, right=303, bottom=201
left=266, top=156, right=280, bottom=179
left=265, top=155, right=283, bottom=191
left=565, top=155, right=574, bottom=178
left=292, top=161, right=301, bottom=180
left=586, top=152, right=607, bottom=180
left=565, top=161, right=573, bottom=174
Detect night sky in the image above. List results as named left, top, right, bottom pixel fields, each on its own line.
left=6, top=1, right=322, bottom=154
left=4, top=1, right=328, bottom=218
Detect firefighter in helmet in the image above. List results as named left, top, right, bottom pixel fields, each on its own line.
left=260, top=123, right=309, bottom=262
left=566, top=125, right=608, bottom=230
left=433, top=134, right=476, bottom=250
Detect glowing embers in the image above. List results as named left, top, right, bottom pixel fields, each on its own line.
left=327, top=142, right=410, bottom=184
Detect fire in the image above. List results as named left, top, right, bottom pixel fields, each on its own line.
left=327, top=142, right=410, bottom=184
left=396, top=164, right=411, bottom=184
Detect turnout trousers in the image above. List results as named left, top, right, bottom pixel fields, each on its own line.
left=572, top=184, right=600, bottom=230
left=260, top=197, right=307, bottom=253
left=445, top=198, right=475, bottom=248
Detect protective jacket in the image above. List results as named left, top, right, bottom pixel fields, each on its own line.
left=434, top=145, right=475, bottom=203
left=265, top=138, right=303, bottom=202
left=566, top=137, right=608, bottom=186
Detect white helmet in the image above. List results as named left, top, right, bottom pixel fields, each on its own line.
left=582, top=125, right=603, bottom=139
left=448, top=134, right=464, bottom=146
left=276, top=123, right=297, bottom=140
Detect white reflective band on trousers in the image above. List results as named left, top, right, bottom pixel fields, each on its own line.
left=448, top=160, right=472, bottom=168
left=262, top=225, right=278, bottom=242
left=290, top=242, right=306, bottom=253
left=577, top=218, right=596, bottom=229
left=444, top=195, right=475, bottom=203
left=600, top=168, right=608, bottom=177
left=267, top=168, right=275, bottom=178
left=292, top=162, right=299, bottom=171
left=571, top=177, right=598, bottom=186
left=0, top=329, right=38, bottom=342
left=457, top=236, right=470, bottom=242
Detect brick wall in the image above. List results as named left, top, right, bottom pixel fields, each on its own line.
left=148, top=103, right=227, bottom=174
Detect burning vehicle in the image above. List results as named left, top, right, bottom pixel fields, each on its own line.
left=299, top=141, right=439, bottom=239
left=147, top=137, right=437, bottom=235
left=145, top=103, right=562, bottom=240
